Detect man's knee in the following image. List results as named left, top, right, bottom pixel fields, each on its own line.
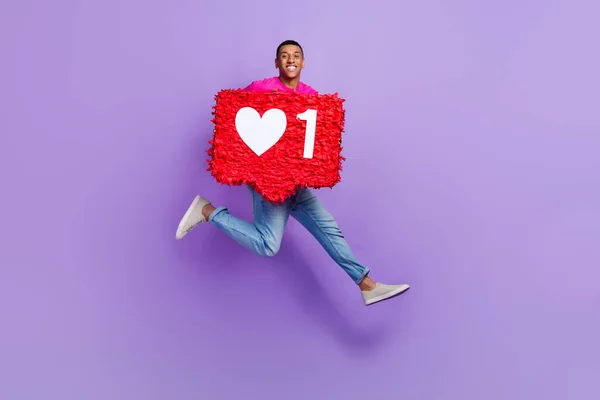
left=256, top=239, right=281, bottom=257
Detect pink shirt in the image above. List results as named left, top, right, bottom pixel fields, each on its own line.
left=243, top=77, right=318, bottom=95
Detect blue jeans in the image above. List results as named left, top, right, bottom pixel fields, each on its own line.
left=208, top=187, right=370, bottom=284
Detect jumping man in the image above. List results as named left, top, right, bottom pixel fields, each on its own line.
left=176, top=40, right=410, bottom=306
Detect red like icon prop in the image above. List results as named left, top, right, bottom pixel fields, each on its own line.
left=207, top=89, right=346, bottom=202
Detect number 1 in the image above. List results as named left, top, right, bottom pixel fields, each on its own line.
left=297, top=109, right=317, bottom=158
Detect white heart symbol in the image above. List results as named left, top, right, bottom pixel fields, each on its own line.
left=235, top=107, right=287, bottom=156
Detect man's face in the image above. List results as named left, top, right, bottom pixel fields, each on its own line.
left=275, top=45, right=304, bottom=79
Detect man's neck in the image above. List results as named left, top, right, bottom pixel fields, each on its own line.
left=278, top=75, right=300, bottom=89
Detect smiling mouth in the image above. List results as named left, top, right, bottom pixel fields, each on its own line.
left=285, top=65, right=297, bottom=71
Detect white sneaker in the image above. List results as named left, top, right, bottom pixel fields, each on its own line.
left=361, top=283, right=410, bottom=306
left=176, top=195, right=211, bottom=240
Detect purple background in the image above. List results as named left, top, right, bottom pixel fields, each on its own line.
left=1, top=0, right=599, bottom=399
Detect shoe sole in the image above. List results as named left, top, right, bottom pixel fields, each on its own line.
left=176, top=196, right=206, bottom=240
left=364, top=284, right=410, bottom=306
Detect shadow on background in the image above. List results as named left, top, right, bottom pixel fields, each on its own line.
left=272, top=236, right=399, bottom=356
left=177, top=224, right=399, bottom=357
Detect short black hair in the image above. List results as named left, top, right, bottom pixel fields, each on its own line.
left=276, top=40, right=304, bottom=57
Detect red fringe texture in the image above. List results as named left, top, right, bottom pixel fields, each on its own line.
left=206, top=89, right=346, bottom=203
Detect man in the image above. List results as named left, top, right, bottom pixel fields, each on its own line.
left=176, top=40, right=410, bottom=306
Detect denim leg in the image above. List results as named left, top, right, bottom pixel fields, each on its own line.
left=290, top=188, right=370, bottom=284
left=208, top=187, right=292, bottom=257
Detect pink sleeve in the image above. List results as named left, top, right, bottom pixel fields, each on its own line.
left=244, top=81, right=264, bottom=92
left=302, top=84, right=318, bottom=95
